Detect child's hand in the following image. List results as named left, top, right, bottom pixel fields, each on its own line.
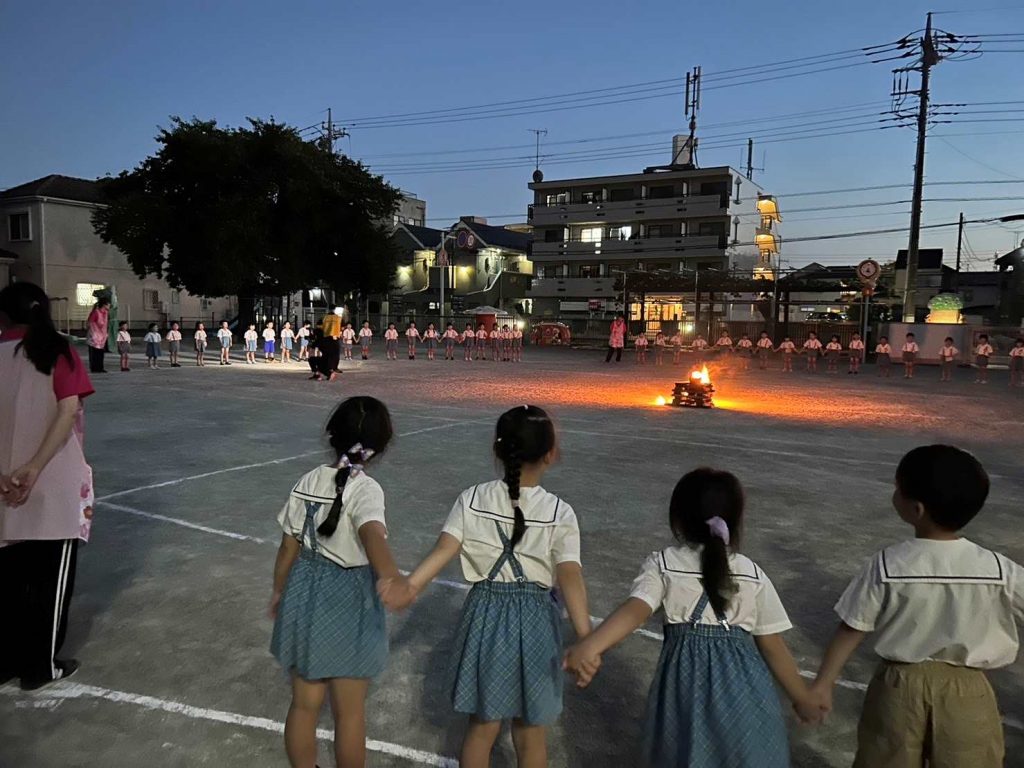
left=562, top=644, right=602, bottom=688
left=268, top=591, right=282, bottom=620
left=794, top=680, right=833, bottom=725
left=377, top=575, right=417, bottom=612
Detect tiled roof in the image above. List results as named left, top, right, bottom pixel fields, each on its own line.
left=895, top=248, right=944, bottom=270
left=0, top=175, right=106, bottom=204
left=458, top=220, right=531, bottom=252
left=394, top=223, right=444, bottom=249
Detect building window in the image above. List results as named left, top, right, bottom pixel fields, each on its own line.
left=608, top=188, right=634, bottom=202
left=647, top=185, right=675, bottom=199
left=609, top=225, right=633, bottom=240
left=538, top=265, right=560, bottom=278
left=543, top=228, right=563, bottom=243
left=200, top=298, right=213, bottom=311
left=697, top=221, right=727, bottom=237
left=143, top=289, right=160, bottom=310
left=579, top=227, right=603, bottom=243
left=75, top=282, right=105, bottom=307
left=578, top=264, right=601, bottom=278
left=646, top=224, right=677, bottom=238
left=581, top=191, right=603, bottom=204
left=8, top=212, right=30, bottom=242
left=545, top=192, right=569, bottom=205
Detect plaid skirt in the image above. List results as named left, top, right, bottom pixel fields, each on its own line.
left=643, top=622, right=789, bottom=768
left=449, top=580, right=563, bottom=725
left=270, top=554, right=387, bottom=680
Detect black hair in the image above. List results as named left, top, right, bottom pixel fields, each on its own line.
left=94, top=295, right=110, bottom=309
left=669, top=468, right=744, bottom=616
left=119, top=321, right=128, bottom=328
left=979, top=333, right=989, bottom=341
left=494, top=405, right=557, bottom=550
left=944, top=337, right=954, bottom=343
left=896, top=445, right=989, bottom=531
left=880, top=335, right=889, bottom=342
left=0, top=281, right=73, bottom=375
left=318, top=396, right=394, bottom=537
left=907, top=332, right=915, bottom=338
left=831, top=335, right=840, bottom=342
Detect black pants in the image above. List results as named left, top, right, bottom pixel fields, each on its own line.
left=87, top=345, right=106, bottom=373
left=0, top=539, right=78, bottom=683
left=320, top=337, right=341, bottom=373
left=605, top=346, right=623, bottom=362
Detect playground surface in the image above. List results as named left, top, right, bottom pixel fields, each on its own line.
left=2, top=346, right=1023, bottom=767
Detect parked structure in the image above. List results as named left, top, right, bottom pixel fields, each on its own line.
left=0, top=175, right=234, bottom=330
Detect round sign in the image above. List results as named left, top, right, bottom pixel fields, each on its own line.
left=456, top=231, right=469, bottom=248
left=466, top=234, right=476, bottom=249
left=856, top=259, right=880, bottom=283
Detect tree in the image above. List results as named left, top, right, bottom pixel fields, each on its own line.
left=92, top=117, right=402, bottom=299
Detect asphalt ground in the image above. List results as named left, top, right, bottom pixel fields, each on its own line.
left=2, top=345, right=1022, bottom=767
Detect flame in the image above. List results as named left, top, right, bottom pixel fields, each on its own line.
left=655, top=396, right=667, bottom=406
left=690, top=365, right=711, bottom=385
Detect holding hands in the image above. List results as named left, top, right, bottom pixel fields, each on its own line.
left=377, top=575, right=418, bottom=612
left=563, top=641, right=602, bottom=688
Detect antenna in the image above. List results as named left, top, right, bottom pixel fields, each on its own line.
left=744, top=138, right=765, bottom=180
left=672, top=66, right=701, bottom=168
left=529, top=128, right=547, bottom=182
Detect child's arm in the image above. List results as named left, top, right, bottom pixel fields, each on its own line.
left=808, top=621, right=867, bottom=713
left=564, top=597, right=652, bottom=686
left=358, top=521, right=401, bottom=582
left=556, top=562, right=592, bottom=640
left=379, top=531, right=461, bottom=610
left=754, top=633, right=822, bottom=724
left=270, top=533, right=301, bottom=618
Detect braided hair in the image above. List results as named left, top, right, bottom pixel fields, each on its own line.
left=0, top=282, right=73, bottom=375
left=317, top=396, right=394, bottom=537
left=493, top=405, right=556, bottom=550
left=669, top=468, right=744, bottom=616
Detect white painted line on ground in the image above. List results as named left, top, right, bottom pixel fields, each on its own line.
left=5, top=682, right=457, bottom=767
left=95, top=501, right=268, bottom=544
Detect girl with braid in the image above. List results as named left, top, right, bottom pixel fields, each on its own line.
left=383, top=405, right=592, bottom=768
left=269, top=396, right=399, bottom=768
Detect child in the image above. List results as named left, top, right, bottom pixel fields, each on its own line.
left=502, top=324, right=514, bottom=362
left=423, top=323, right=439, bottom=361
left=635, top=332, right=649, bottom=364
left=803, top=332, right=822, bottom=372
left=166, top=321, right=183, bottom=368
left=714, top=330, right=733, bottom=355
left=194, top=322, right=208, bottom=367
left=513, top=325, right=524, bottom=363
left=269, top=396, right=400, bottom=768
left=442, top=323, right=459, bottom=361
left=848, top=333, right=865, bottom=375
left=975, top=333, right=994, bottom=384
left=808, top=445, right=1021, bottom=768
left=670, top=332, right=684, bottom=365
left=405, top=321, right=420, bottom=359
left=358, top=321, right=373, bottom=360
left=902, top=332, right=919, bottom=378
left=736, top=333, right=754, bottom=370
left=382, top=405, right=592, bottom=768
left=280, top=322, right=295, bottom=363
left=463, top=323, right=476, bottom=362
left=244, top=324, right=259, bottom=364
left=341, top=323, right=356, bottom=361
left=475, top=324, right=488, bottom=361
left=565, top=468, right=820, bottom=768
left=654, top=332, right=667, bottom=366
left=263, top=321, right=276, bottom=362
left=875, top=336, right=892, bottom=377
left=297, top=322, right=311, bottom=361
left=116, top=321, right=131, bottom=372
left=691, top=334, right=708, bottom=365
left=144, top=323, right=162, bottom=369
left=778, top=336, right=796, bottom=373
left=1011, top=338, right=1024, bottom=388
left=757, top=332, right=774, bottom=370
left=217, top=321, right=233, bottom=365
left=939, top=337, right=959, bottom=382
left=825, top=335, right=842, bottom=375
left=384, top=323, right=399, bottom=361
left=489, top=324, right=501, bottom=362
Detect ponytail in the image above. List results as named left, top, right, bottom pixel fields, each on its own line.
left=504, top=446, right=526, bottom=549
left=0, top=282, right=71, bottom=375
left=700, top=533, right=736, bottom=616
left=317, top=456, right=356, bottom=537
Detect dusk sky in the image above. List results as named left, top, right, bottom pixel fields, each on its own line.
left=2, top=0, right=1023, bottom=267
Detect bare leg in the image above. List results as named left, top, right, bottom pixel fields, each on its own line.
left=511, top=719, right=548, bottom=768
left=461, top=717, right=503, bottom=768
left=285, top=675, right=327, bottom=768
left=329, top=678, right=369, bottom=768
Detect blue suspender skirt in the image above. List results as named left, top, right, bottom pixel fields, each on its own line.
left=449, top=522, right=563, bottom=725
left=270, top=502, right=388, bottom=680
left=643, top=593, right=789, bottom=768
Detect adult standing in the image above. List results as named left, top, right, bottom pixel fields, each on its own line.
left=605, top=312, right=627, bottom=363
left=86, top=295, right=110, bottom=374
left=0, top=282, right=94, bottom=690
left=318, top=307, right=343, bottom=381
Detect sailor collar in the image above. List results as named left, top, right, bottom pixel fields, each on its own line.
left=290, top=465, right=363, bottom=505
left=659, top=547, right=762, bottom=583
left=466, top=482, right=561, bottom=526
left=879, top=540, right=1005, bottom=585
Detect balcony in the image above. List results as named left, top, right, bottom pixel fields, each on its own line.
left=528, top=277, right=618, bottom=298
left=529, top=193, right=728, bottom=227
left=531, top=234, right=726, bottom=262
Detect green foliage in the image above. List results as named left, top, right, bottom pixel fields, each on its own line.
left=92, top=117, right=401, bottom=297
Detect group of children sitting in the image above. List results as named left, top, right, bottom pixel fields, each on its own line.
left=638, top=328, right=1024, bottom=384
left=269, top=397, right=1022, bottom=768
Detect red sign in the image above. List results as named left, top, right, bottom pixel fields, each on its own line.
left=588, top=299, right=602, bottom=310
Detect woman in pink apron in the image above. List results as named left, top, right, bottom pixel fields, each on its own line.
left=86, top=295, right=110, bottom=374
left=0, top=282, right=94, bottom=691
left=605, top=313, right=627, bottom=363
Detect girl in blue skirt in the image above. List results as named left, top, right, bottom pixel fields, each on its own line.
left=269, top=396, right=399, bottom=768
left=565, top=468, right=823, bottom=768
left=385, top=405, right=593, bottom=768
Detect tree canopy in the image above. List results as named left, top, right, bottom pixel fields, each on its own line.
left=92, top=117, right=402, bottom=297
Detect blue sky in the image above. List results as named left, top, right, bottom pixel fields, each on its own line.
left=2, top=0, right=1023, bottom=266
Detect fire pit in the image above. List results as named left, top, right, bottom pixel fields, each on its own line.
left=668, top=365, right=715, bottom=408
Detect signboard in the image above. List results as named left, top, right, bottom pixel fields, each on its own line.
left=456, top=231, right=478, bottom=250
left=856, top=259, right=881, bottom=284
left=588, top=299, right=603, bottom=310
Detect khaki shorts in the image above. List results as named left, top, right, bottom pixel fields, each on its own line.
left=854, top=661, right=1004, bottom=768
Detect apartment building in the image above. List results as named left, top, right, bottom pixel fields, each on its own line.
left=527, top=159, right=774, bottom=326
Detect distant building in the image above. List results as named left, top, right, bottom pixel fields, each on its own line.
left=393, top=193, right=426, bottom=227
left=526, top=156, right=774, bottom=326
left=893, top=249, right=955, bottom=320
left=0, top=175, right=235, bottom=329
left=387, top=216, right=532, bottom=318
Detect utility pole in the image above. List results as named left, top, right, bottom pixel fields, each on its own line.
left=900, top=12, right=941, bottom=322
left=953, top=210, right=965, bottom=289
left=321, top=107, right=348, bottom=155
left=746, top=139, right=754, bottom=181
